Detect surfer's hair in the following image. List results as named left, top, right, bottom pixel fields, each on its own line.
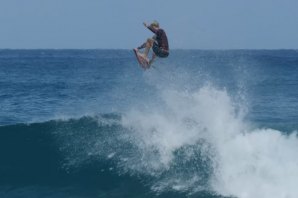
left=151, top=20, right=159, bottom=28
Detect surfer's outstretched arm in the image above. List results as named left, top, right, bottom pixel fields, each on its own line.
left=143, top=22, right=158, bottom=34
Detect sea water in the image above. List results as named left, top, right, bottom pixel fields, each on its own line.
left=0, top=49, right=298, bottom=198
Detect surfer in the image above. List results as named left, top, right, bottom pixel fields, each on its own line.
left=134, top=20, right=169, bottom=66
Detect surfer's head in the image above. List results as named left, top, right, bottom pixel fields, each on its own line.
left=151, top=20, right=159, bottom=28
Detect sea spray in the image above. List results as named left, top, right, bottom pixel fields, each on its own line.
left=54, top=84, right=298, bottom=198
left=56, top=85, right=238, bottom=193
left=121, top=85, right=245, bottom=193
left=122, top=85, right=298, bottom=198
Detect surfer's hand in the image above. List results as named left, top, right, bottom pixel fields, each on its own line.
left=143, top=22, right=147, bottom=27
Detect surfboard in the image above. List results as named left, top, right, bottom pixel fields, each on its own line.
left=133, top=49, right=149, bottom=69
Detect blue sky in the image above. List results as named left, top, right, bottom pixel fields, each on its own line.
left=1, top=0, right=297, bottom=49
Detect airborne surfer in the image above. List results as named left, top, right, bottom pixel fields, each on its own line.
left=134, top=20, right=169, bottom=67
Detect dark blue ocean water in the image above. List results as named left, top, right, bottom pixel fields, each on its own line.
left=0, top=49, right=298, bottom=198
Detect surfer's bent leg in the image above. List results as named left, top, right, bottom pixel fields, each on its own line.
left=143, top=38, right=154, bottom=58
left=137, top=43, right=146, bottom=50
left=137, top=37, right=154, bottom=50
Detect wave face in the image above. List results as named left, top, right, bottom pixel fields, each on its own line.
left=0, top=114, right=221, bottom=198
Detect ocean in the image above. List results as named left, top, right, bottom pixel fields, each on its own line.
left=0, top=49, right=298, bottom=198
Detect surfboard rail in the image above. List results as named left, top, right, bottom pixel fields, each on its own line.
left=133, top=49, right=149, bottom=69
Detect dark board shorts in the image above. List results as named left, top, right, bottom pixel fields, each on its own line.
left=152, top=42, right=169, bottom=58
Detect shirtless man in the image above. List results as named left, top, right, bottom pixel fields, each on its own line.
left=134, top=20, right=169, bottom=66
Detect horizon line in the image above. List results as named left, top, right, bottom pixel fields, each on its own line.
left=0, top=48, right=297, bottom=51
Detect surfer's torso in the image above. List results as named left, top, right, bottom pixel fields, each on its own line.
left=148, top=26, right=169, bottom=51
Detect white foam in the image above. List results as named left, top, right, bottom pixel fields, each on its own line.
left=212, top=129, right=298, bottom=198
left=122, top=85, right=298, bottom=197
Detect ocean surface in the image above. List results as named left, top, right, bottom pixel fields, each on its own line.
left=0, top=49, right=298, bottom=198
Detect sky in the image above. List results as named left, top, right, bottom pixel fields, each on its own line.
left=1, top=0, right=298, bottom=49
